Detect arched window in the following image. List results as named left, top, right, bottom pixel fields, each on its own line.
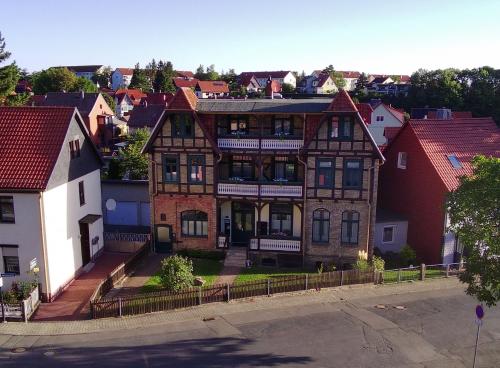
left=341, top=211, right=359, bottom=245
left=312, top=209, right=330, bottom=243
left=181, top=211, right=208, bottom=237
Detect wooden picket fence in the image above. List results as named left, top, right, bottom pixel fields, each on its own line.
left=90, top=268, right=376, bottom=319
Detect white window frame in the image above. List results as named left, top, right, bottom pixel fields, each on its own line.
left=397, top=152, right=407, bottom=169
left=382, top=225, right=396, bottom=244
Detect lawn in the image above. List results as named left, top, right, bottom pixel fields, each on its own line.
left=234, top=266, right=312, bottom=284
left=383, top=268, right=445, bottom=283
left=142, top=258, right=224, bottom=293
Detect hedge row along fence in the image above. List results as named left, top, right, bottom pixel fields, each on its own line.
left=89, top=262, right=464, bottom=319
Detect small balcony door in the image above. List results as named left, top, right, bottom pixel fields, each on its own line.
left=231, top=202, right=254, bottom=247
left=155, top=225, right=173, bottom=253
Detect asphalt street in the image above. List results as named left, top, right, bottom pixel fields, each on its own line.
left=0, top=282, right=499, bottom=367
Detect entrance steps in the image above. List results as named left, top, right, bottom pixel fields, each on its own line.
left=224, top=248, right=247, bottom=268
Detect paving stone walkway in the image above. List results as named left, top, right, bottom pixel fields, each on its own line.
left=31, top=252, right=130, bottom=322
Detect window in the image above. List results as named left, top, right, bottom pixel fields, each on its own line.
left=181, top=211, right=208, bottom=237
left=447, top=154, right=462, bottom=169
left=312, top=209, right=330, bottom=243
left=172, top=114, right=194, bottom=138
left=2, top=245, right=20, bottom=275
left=0, top=196, right=15, bottom=223
left=270, top=203, right=293, bottom=236
left=69, top=139, right=81, bottom=159
left=382, top=226, right=395, bottom=243
left=229, top=116, right=249, bottom=135
left=343, top=159, right=363, bottom=189
left=274, top=117, right=293, bottom=135
left=163, top=155, right=179, bottom=182
left=397, top=152, right=407, bottom=169
left=231, top=157, right=253, bottom=180
left=78, top=181, right=85, bottom=206
left=274, top=157, right=296, bottom=181
left=341, top=211, right=359, bottom=245
left=316, top=158, right=335, bottom=188
left=188, top=155, right=205, bottom=184
left=330, top=116, right=353, bottom=140
left=376, top=115, right=384, bottom=122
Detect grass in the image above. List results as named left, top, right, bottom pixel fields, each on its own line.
left=383, top=268, right=445, bottom=283
left=234, top=266, right=312, bottom=284
left=142, top=258, right=224, bottom=293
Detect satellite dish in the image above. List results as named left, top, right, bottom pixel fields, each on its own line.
left=105, top=198, right=117, bottom=211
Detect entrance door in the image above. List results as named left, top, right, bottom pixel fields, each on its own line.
left=155, top=225, right=173, bottom=253
left=79, top=223, right=91, bottom=266
left=232, top=202, right=254, bottom=247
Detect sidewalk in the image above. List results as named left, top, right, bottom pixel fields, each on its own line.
left=31, top=252, right=130, bottom=322
left=1, top=277, right=464, bottom=336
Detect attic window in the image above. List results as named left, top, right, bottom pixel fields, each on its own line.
left=397, top=152, right=407, bottom=169
left=447, top=155, right=462, bottom=169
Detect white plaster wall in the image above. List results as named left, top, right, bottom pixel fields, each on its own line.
left=374, top=220, right=408, bottom=253
left=283, top=73, right=296, bottom=87
left=0, top=193, right=44, bottom=291
left=42, top=169, right=103, bottom=296
left=369, top=105, right=404, bottom=145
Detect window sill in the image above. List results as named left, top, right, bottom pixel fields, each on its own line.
left=187, top=182, right=205, bottom=185
left=181, top=235, right=209, bottom=239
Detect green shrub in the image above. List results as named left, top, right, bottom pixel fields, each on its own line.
left=159, top=255, right=195, bottom=291
left=176, top=249, right=225, bottom=261
left=372, top=256, right=385, bottom=271
left=399, top=245, right=417, bottom=266
left=354, top=258, right=370, bottom=271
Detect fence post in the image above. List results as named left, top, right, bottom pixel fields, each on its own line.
left=420, top=264, right=426, bottom=281
left=305, top=274, right=308, bottom=290
left=226, top=283, right=230, bottom=302
left=445, top=264, right=450, bottom=278
left=89, top=301, right=94, bottom=319
left=267, top=279, right=271, bottom=296
left=198, top=287, right=202, bottom=305
left=340, top=270, right=344, bottom=286
left=118, top=297, right=122, bottom=317
left=397, top=269, right=402, bottom=283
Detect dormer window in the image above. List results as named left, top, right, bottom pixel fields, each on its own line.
left=172, top=114, right=194, bottom=138
left=447, top=154, right=462, bottom=169
left=69, top=139, right=81, bottom=159
left=397, top=152, right=407, bottom=169
left=331, top=116, right=354, bottom=140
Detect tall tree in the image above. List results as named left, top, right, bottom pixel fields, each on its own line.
left=205, top=64, right=219, bottom=81
left=354, top=72, right=369, bottom=96
left=194, top=64, right=205, bottom=80
left=91, top=66, right=112, bottom=88
left=0, top=31, right=19, bottom=102
left=447, top=155, right=500, bottom=307
left=153, top=60, right=176, bottom=93
left=322, top=65, right=346, bottom=89
left=129, top=63, right=151, bottom=91
left=119, top=128, right=150, bottom=179
left=71, top=77, right=98, bottom=92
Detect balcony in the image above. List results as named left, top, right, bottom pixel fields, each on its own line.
left=217, top=138, right=259, bottom=149
left=260, top=139, right=304, bottom=150
left=250, top=237, right=301, bottom=252
left=217, top=182, right=303, bottom=197
left=217, top=136, right=304, bottom=150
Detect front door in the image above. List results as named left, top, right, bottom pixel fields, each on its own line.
left=79, top=223, right=91, bottom=266
left=232, top=202, right=254, bottom=247
left=155, top=225, right=173, bottom=253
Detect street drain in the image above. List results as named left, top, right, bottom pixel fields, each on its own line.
left=203, top=317, right=215, bottom=322
left=375, top=304, right=386, bottom=309
left=394, top=305, right=407, bottom=310
left=11, top=347, right=26, bottom=353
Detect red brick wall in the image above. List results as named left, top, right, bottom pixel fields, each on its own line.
left=378, top=126, right=448, bottom=263
left=153, top=194, right=216, bottom=250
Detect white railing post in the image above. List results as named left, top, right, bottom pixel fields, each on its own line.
left=118, top=297, right=122, bottom=317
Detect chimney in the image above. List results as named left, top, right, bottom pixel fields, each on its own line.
left=143, top=100, right=148, bottom=108
left=80, top=90, right=85, bottom=99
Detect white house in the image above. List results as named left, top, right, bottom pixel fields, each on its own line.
left=338, top=71, right=361, bottom=91
left=299, top=73, right=337, bottom=94
left=111, top=68, right=134, bottom=90
left=374, top=209, right=408, bottom=254
left=115, top=92, right=135, bottom=117
left=0, top=106, right=104, bottom=302
left=368, top=103, right=405, bottom=146
left=239, top=71, right=296, bottom=89
left=64, top=65, right=105, bottom=81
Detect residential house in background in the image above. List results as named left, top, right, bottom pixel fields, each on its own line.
left=195, top=81, right=230, bottom=99
left=142, top=88, right=383, bottom=268
left=0, top=107, right=104, bottom=301
left=127, top=104, right=166, bottom=133
left=175, top=71, right=194, bottom=79
left=173, top=77, right=199, bottom=90
left=378, top=117, right=499, bottom=264
left=40, top=92, right=115, bottom=148
left=114, top=89, right=147, bottom=117
left=140, top=92, right=174, bottom=106
left=355, top=103, right=374, bottom=126
left=368, top=103, right=405, bottom=146
left=338, top=71, right=361, bottom=91
left=239, top=71, right=297, bottom=89
left=374, top=209, right=408, bottom=254
left=111, top=68, right=134, bottom=90
left=299, top=73, right=337, bottom=94
left=239, top=74, right=261, bottom=93
left=64, top=65, right=105, bottom=80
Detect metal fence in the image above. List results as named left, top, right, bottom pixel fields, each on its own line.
left=382, top=262, right=464, bottom=284
left=90, top=268, right=375, bottom=319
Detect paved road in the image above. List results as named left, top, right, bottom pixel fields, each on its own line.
left=1, top=280, right=499, bottom=367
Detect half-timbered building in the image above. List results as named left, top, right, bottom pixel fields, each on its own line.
left=142, top=88, right=384, bottom=267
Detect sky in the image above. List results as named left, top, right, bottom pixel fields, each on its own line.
left=1, top=0, right=499, bottom=75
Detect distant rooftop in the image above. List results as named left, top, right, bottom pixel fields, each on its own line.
left=196, top=98, right=332, bottom=113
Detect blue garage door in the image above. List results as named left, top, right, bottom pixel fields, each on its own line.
left=107, top=201, right=138, bottom=226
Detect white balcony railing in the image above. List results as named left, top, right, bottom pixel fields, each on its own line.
left=260, top=185, right=302, bottom=197
left=218, top=236, right=228, bottom=248
left=217, top=138, right=259, bottom=149
left=250, top=238, right=259, bottom=250
left=218, top=183, right=259, bottom=196
left=260, top=139, right=304, bottom=150
left=258, top=238, right=301, bottom=252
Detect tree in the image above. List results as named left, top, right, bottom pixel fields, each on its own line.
left=91, top=66, right=112, bottom=88
left=281, top=83, right=295, bottom=93
left=32, top=67, right=77, bottom=94
left=354, top=72, right=369, bottom=96
left=159, top=255, right=195, bottom=291
left=129, top=63, right=151, bottom=91
left=322, top=65, right=346, bottom=89
left=102, top=92, right=116, bottom=111
left=4, top=93, right=30, bottom=106
left=205, top=64, right=219, bottom=81
left=119, top=128, right=150, bottom=179
left=447, top=155, right=500, bottom=307
left=72, top=77, right=98, bottom=93
left=0, top=31, right=19, bottom=102
left=153, top=60, right=176, bottom=93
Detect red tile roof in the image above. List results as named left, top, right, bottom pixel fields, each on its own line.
left=115, top=68, right=134, bottom=76
left=386, top=104, right=405, bottom=122
left=409, top=118, right=499, bottom=191
left=175, top=71, right=194, bottom=78
left=452, top=111, right=473, bottom=119
left=0, top=107, right=76, bottom=190
left=355, top=103, right=373, bottom=124
left=196, top=81, right=229, bottom=94
left=168, top=87, right=198, bottom=110
left=240, top=71, right=292, bottom=79
left=115, top=89, right=147, bottom=105
left=383, top=126, right=401, bottom=143
left=141, top=93, right=174, bottom=106
left=315, top=73, right=331, bottom=87
left=328, top=90, right=358, bottom=112
left=173, top=77, right=199, bottom=88
left=338, top=71, right=361, bottom=78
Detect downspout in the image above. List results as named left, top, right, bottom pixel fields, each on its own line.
left=297, top=112, right=307, bottom=267
left=148, top=157, right=157, bottom=253
left=366, top=160, right=380, bottom=260
left=38, top=192, right=51, bottom=301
